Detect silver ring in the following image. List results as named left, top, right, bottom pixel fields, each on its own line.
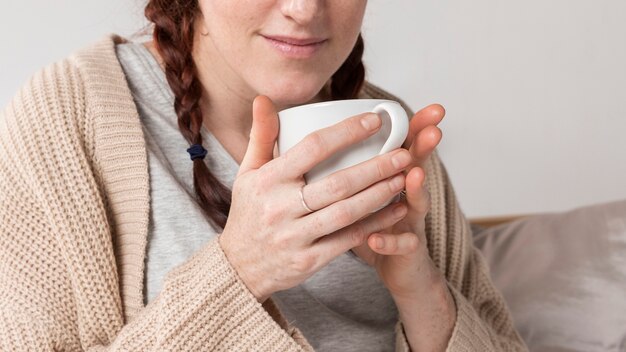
left=299, top=186, right=314, bottom=213
left=400, top=189, right=407, bottom=198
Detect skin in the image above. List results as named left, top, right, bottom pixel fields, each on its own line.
left=145, top=0, right=455, bottom=350
left=196, top=0, right=365, bottom=162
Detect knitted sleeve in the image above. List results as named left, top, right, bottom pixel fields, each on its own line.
left=0, top=60, right=314, bottom=351
left=425, top=153, right=528, bottom=351
left=361, top=83, right=528, bottom=351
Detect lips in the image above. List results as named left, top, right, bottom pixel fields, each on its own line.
left=262, top=34, right=327, bottom=59
left=262, top=35, right=326, bottom=46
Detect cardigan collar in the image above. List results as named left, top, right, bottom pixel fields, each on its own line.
left=75, top=33, right=150, bottom=322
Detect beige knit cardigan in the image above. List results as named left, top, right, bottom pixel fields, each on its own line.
left=0, top=34, right=527, bottom=351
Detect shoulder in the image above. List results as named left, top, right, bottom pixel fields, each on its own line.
left=0, top=34, right=141, bottom=213
left=1, top=34, right=133, bottom=153
left=6, top=33, right=126, bottom=105
left=2, top=34, right=127, bottom=118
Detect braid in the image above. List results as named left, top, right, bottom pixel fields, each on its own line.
left=331, top=33, right=366, bottom=100
left=144, top=1, right=366, bottom=229
left=145, top=0, right=231, bottom=228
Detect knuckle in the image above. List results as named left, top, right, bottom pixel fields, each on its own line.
left=267, top=230, right=291, bottom=250
left=291, top=251, right=317, bottom=273
left=387, top=237, right=398, bottom=252
left=332, top=205, right=354, bottom=228
left=327, top=176, right=350, bottom=199
left=308, top=215, right=325, bottom=235
left=375, top=158, right=387, bottom=179
left=350, top=226, right=367, bottom=247
left=386, top=176, right=403, bottom=195
left=261, top=203, right=284, bottom=226
left=304, top=132, right=327, bottom=157
left=407, top=234, right=420, bottom=252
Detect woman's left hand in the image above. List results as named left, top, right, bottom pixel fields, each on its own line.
left=351, top=103, right=456, bottom=350
left=351, top=103, right=446, bottom=297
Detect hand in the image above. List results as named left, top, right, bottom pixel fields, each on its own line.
left=219, top=96, right=410, bottom=303
left=350, top=103, right=456, bottom=351
left=351, top=103, right=446, bottom=297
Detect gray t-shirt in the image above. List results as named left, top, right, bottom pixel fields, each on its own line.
left=115, top=41, right=399, bottom=352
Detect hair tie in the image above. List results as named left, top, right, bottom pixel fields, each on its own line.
left=187, top=144, right=208, bottom=161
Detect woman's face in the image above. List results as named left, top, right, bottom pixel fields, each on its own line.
left=195, top=0, right=367, bottom=108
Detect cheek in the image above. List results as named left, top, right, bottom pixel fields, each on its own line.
left=334, top=15, right=365, bottom=51
left=199, top=1, right=260, bottom=44
left=323, top=6, right=366, bottom=72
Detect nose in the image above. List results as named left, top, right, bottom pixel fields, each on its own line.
left=280, top=0, right=323, bottom=25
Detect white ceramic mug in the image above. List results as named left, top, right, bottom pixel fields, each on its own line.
left=278, top=98, right=409, bottom=191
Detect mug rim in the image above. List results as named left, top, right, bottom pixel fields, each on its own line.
left=278, top=98, right=397, bottom=115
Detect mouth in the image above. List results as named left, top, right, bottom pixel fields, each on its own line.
left=261, top=35, right=327, bottom=59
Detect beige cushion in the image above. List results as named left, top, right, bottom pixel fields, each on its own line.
left=473, top=200, right=626, bottom=351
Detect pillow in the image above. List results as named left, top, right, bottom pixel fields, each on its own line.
left=473, top=200, right=626, bottom=352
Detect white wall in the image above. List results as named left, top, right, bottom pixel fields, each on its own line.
left=0, top=0, right=147, bottom=106
left=3, top=0, right=625, bottom=218
left=362, top=0, right=626, bottom=218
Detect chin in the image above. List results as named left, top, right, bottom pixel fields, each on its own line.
left=272, top=93, right=317, bottom=110
left=257, top=74, right=329, bottom=110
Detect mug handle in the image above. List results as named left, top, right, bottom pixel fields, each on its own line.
left=372, top=101, right=409, bottom=155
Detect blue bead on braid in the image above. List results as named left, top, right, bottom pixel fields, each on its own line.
left=187, top=144, right=208, bottom=161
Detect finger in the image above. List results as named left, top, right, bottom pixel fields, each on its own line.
left=409, top=125, right=442, bottom=166
left=301, top=172, right=405, bottom=239
left=238, top=96, right=279, bottom=176
left=404, top=104, right=445, bottom=148
left=302, top=148, right=411, bottom=211
left=404, top=167, right=430, bottom=222
left=368, top=232, right=421, bottom=256
left=279, top=112, right=382, bottom=180
left=311, top=201, right=408, bottom=264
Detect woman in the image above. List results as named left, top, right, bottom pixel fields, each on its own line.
left=0, top=0, right=526, bottom=351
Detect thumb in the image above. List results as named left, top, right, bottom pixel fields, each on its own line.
left=239, top=95, right=279, bottom=175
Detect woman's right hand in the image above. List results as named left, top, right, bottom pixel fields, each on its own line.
left=219, top=96, right=412, bottom=303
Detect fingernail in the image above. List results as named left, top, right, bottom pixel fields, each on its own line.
left=361, top=113, right=381, bottom=131
left=390, top=174, right=404, bottom=190
left=391, top=151, right=410, bottom=169
left=375, top=237, right=385, bottom=249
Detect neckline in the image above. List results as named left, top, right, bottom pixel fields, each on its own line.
left=121, top=41, right=174, bottom=104
left=122, top=41, right=241, bottom=171
left=201, top=125, right=241, bottom=172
